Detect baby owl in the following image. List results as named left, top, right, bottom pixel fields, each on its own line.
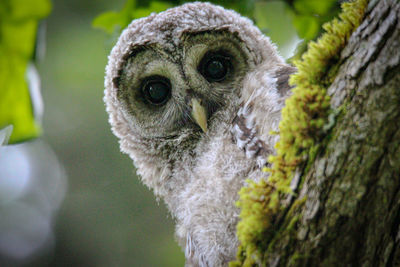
left=104, top=2, right=295, bottom=266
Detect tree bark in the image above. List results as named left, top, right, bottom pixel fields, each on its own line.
left=266, top=0, right=400, bottom=266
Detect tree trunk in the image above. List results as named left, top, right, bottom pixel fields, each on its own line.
left=263, top=0, right=400, bottom=266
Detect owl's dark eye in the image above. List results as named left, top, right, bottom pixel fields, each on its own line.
left=199, top=52, right=231, bottom=82
left=141, top=76, right=171, bottom=105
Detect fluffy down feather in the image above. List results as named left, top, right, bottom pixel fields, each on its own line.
left=104, top=2, right=295, bottom=266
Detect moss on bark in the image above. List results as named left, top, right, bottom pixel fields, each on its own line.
left=231, top=0, right=369, bottom=265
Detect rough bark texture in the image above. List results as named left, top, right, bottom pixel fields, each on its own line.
left=266, top=0, right=400, bottom=266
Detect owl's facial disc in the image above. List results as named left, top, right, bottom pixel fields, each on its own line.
left=117, top=31, right=252, bottom=138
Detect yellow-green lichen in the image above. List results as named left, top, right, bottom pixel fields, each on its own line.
left=230, top=180, right=277, bottom=267
left=232, top=0, right=368, bottom=265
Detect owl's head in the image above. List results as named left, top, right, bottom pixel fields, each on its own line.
left=104, top=2, right=283, bottom=170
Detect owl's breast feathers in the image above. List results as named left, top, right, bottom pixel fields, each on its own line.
left=231, top=65, right=296, bottom=168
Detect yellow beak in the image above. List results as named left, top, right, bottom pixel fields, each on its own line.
left=190, top=98, right=208, bottom=133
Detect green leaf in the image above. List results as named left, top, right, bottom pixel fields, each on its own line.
left=92, top=11, right=123, bottom=34
left=92, top=0, right=136, bottom=35
left=93, top=0, right=174, bottom=36
left=287, top=0, right=340, bottom=41
left=293, top=0, right=337, bottom=15
left=253, top=1, right=299, bottom=59
left=291, top=14, right=320, bottom=40
left=0, top=0, right=51, bottom=144
left=132, top=1, right=172, bottom=19
left=7, top=0, right=51, bottom=20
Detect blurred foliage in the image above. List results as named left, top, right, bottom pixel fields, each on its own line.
left=92, top=0, right=298, bottom=58
left=93, top=0, right=173, bottom=34
left=288, top=0, right=340, bottom=40
left=286, top=0, right=341, bottom=58
left=253, top=1, right=299, bottom=59
left=93, top=0, right=340, bottom=54
left=93, top=0, right=256, bottom=36
left=34, top=0, right=185, bottom=265
left=0, top=0, right=51, bottom=143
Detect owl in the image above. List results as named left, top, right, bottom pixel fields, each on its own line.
left=104, top=2, right=295, bottom=266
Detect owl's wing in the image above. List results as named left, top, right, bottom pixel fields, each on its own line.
left=231, top=64, right=296, bottom=168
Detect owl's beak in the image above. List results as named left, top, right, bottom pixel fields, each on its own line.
left=190, top=98, right=208, bottom=133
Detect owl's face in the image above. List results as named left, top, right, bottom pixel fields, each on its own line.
left=105, top=1, right=284, bottom=183
left=116, top=31, right=253, bottom=139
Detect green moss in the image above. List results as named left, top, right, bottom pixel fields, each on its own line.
left=231, top=179, right=277, bottom=266
left=232, top=0, right=368, bottom=265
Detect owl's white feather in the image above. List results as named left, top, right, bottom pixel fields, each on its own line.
left=104, top=2, right=295, bottom=266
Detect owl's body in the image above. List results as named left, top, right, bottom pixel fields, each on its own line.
left=105, top=2, right=295, bottom=266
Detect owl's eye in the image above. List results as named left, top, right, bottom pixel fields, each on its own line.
left=199, top=52, right=231, bottom=82
left=141, top=76, right=171, bottom=105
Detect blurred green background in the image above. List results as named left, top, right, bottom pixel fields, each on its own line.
left=0, top=0, right=340, bottom=266
left=38, top=0, right=184, bottom=265
left=2, top=0, right=185, bottom=266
